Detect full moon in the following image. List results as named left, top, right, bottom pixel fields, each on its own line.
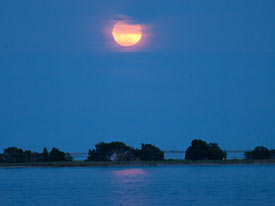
left=112, top=21, right=142, bottom=47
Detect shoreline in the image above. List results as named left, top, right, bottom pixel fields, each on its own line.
left=1, top=159, right=275, bottom=168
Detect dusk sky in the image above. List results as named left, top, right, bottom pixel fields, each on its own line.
left=1, top=0, right=275, bottom=152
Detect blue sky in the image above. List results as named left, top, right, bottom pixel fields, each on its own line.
left=0, top=0, right=275, bottom=152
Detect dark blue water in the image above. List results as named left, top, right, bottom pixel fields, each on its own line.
left=1, top=165, right=275, bottom=206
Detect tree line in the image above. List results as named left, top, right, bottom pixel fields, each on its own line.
left=0, top=147, right=73, bottom=163
left=244, top=146, right=274, bottom=160
left=87, top=142, right=164, bottom=161
left=0, top=139, right=274, bottom=163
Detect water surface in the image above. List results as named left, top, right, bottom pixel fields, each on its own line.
left=1, top=165, right=275, bottom=205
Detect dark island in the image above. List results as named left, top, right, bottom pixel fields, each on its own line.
left=1, top=139, right=275, bottom=167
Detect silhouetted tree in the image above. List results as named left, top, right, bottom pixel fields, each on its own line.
left=208, top=143, right=227, bottom=160
left=0, top=154, right=5, bottom=163
left=24, top=150, right=33, bottom=162
left=140, top=143, right=164, bottom=161
left=0, top=147, right=71, bottom=163
left=244, top=146, right=270, bottom=159
left=3, top=147, right=25, bottom=163
left=49, top=148, right=67, bottom=162
left=42, top=147, right=49, bottom=162
left=87, top=149, right=98, bottom=161
left=185, top=139, right=209, bottom=160
left=31, top=152, right=43, bottom=162
left=87, top=142, right=137, bottom=161
left=185, top=139, right=227, bottom=160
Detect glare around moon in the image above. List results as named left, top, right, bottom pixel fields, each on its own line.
left=112, top=21, right=142, bottom=47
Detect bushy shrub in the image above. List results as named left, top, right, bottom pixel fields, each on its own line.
left=87, top=142, right=136, bottom=161
left=87, top=142, right=164, bottom=161
left=244, top=146, right=270, bottom=159
left=0, top=147, right=73, bottom=163
left=140, top=143, right=164, bottom=161
left=185, top=139, right=227, bottom=160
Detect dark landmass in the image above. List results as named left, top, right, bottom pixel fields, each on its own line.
left=0, top=147, right=73, bottom=163
left=1, top=140, right=275, bottom=168
left=1, top=159, right=275, bottom=168
left=185, top=139, right=227, bottom=160
left=87, top=142, right=164, bottom=161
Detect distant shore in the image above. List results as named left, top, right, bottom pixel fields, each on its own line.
left=1, top=159, right=275, bottom=168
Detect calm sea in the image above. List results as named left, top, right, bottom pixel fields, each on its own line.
left=1, top=165, right=275, bottom=206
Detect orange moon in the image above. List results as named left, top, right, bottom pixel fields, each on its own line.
left=112, top=21, right=142, bottom=47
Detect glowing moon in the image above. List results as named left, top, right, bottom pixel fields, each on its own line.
left=112, top=21, right=142, bottom=47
